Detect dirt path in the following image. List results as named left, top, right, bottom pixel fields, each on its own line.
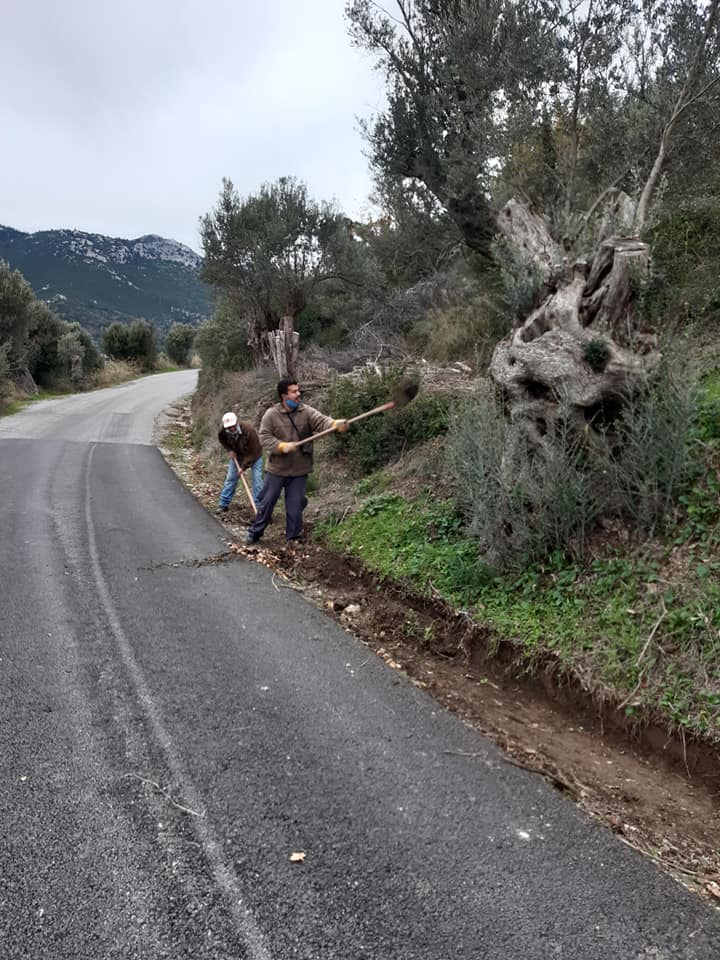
left=159, top=400, right=720, bottom=907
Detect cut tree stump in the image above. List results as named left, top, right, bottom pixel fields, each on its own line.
left=266, top=315, right=300, bottom=379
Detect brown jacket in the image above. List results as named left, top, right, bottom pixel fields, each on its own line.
left=259, top=402, right=335, bottom=477
left=217, top=420, right=262, bottom=469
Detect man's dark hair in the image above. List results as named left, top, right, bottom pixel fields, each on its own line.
left=277, top=378, right=298, bottom=400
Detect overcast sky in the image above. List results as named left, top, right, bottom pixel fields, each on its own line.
left=1, top=0, right=386, bottom=252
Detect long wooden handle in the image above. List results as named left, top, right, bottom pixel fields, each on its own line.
left=239, top=471, right=257, bottom=515
left=287, top=401, right=396, bottom=448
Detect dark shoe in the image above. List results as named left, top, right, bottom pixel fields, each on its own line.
left=245, top=531, right=260, bottom=544
left=216, top=505, right=229, bottom=514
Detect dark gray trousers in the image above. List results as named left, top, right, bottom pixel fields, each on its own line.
left=247, top=473, right=308, bottom=542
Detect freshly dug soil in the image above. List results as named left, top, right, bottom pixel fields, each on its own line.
left=158, top=399, right=720, bottom=906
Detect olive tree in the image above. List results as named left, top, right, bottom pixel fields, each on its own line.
left=200, top=176, right=376, bottom=374
left=348, top=0, right=720, bottom=557
left=164, top=322, right=196, bottom=366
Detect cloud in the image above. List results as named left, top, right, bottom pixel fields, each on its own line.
left=0, top=0, right=385, bottom=250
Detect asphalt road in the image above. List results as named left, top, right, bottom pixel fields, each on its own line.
left=1, top=372, right=718, bottom=959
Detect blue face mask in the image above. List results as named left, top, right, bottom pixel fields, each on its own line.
left=285, top=398, right=299, bottom=411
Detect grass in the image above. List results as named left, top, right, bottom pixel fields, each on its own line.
left=0, top=386, right=76, bottom=417
left=162, top=422, right=188, bottom=453
left=321, top=494, right=486, bottom=604
left=180, top=357, right=720, bottom=746
left=0, top=359, right=189, bottom=418
left=320, top=492, right=720, bottom=745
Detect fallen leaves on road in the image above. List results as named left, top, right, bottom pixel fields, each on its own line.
left=289, top=851, right=306, bottom=863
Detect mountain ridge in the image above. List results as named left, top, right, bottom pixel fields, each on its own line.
left=0, top=224, right=212, bottom=341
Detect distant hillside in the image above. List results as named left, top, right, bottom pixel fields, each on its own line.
left=0, top=225, right=212, bottom=342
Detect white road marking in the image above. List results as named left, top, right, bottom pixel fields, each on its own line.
left=84, top=443, right=273, bottom=960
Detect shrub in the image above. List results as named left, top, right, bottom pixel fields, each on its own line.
left=191, top=413, right=208, bottom=451
left=0, top=261, right=35, bottom=370
left=194, top=301, right=255, bottom=375
left=126, top=318, right=157, bottom=371
left=583, top=338, right=610, bottom=373
left=102, top=321, right=129, bottom=360
left=447, top=396, right=603, bottom=569
left=604, top=363, right=697, bottom=536
left=642, top=200, right=720, bottom=329
left=407, top=289, right=511, bottom=369
left=447, top=358, right=701, bottom=568
left=0, top=343, right=13, bottom=410
left=102, top=318, right=157, bottom=370
left=490, top=235, right=546, bottom=321
left=695, top=371, right=720, bottom=444
left=325, top=366, right=451, bottom=473
left=165, top=322, right=196, bottom=366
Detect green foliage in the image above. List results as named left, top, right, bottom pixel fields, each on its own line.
left=164, top=322, right=196, bottom=366
left=642, top=200, right=720, bottom=328
left=200, top=176, right=377, bottom=357
left=56, top=329, right=85, bottom=385
left=323, top=493, right=720, bottom=743
left=126, top=318, right=157, bottom=370
left=449, top=397, right=603, bottom=568
left=328, top=494, right=490, bottom=605
left=193, top=299, right=255, bottom=375
left=355, top=179, right=465, bottom=286
left=490, top=236, right=546, bottom=320
left=0, top=259, right=36, bottom=371
left=102, top=322, right=130, bottom=360
left=348, top=1, right=720, bottom=256
left=0, top=342, right=12, bottom=410
left=447, top=359, right=699, bottom=568
left=0, top=260, right=102, bottom=389
left=191, top=413, right=208, bottom=451
left=606, top=366, right=697, bottom=535
left=407, top=283, right=511, bottom=368
left=583, top=338, right=611, bottom=373
left=677, top=472, right=720, bottom=548
left=305, top=471, right=320, bottom=496
left=67, top=322, right=102, bottom=373
left=354, top=471, right=392, bottom=497
left=34, top=319, right=104, bottom=387
left=294, top=305, right=346, bottom=348
left=23, top=301, right=64, bottom=384
left=695, top=371, right=720, bottom=443
left=102, top=318, right=157, bottom=370
left=325, top=367, right=451, bottom=473
left=674, top=372, right=720, bottom=546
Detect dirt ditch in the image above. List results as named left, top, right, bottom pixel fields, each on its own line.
left=158, top=403, right=720, bottom=906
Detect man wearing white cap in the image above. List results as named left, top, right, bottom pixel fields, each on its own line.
left=216, top=411, right=264, bottom=514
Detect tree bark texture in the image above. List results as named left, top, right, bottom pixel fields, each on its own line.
left=266, top=317, right=300, bottom=379
left=633, top=0, right=720, bottom=235
left=12, top=367, right=39, bottom=396
left=490, top=220, right=659, bottom=458
left=495, top=199, right=564, bottom=285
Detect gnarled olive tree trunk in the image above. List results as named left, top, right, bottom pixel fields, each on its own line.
left=490, top=200, right=660, bottom=469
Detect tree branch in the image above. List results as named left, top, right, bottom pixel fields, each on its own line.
left=570, top=162, right=638, bottom=245
left=634, top=0, right=720, bottom=234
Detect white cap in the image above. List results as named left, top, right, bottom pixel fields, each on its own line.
left=222, top=411, right=238, bottom=428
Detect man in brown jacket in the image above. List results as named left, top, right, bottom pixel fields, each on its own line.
left=216, top=411, right=264, bottom=514
left=245, top=379, right=347, bottom=544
